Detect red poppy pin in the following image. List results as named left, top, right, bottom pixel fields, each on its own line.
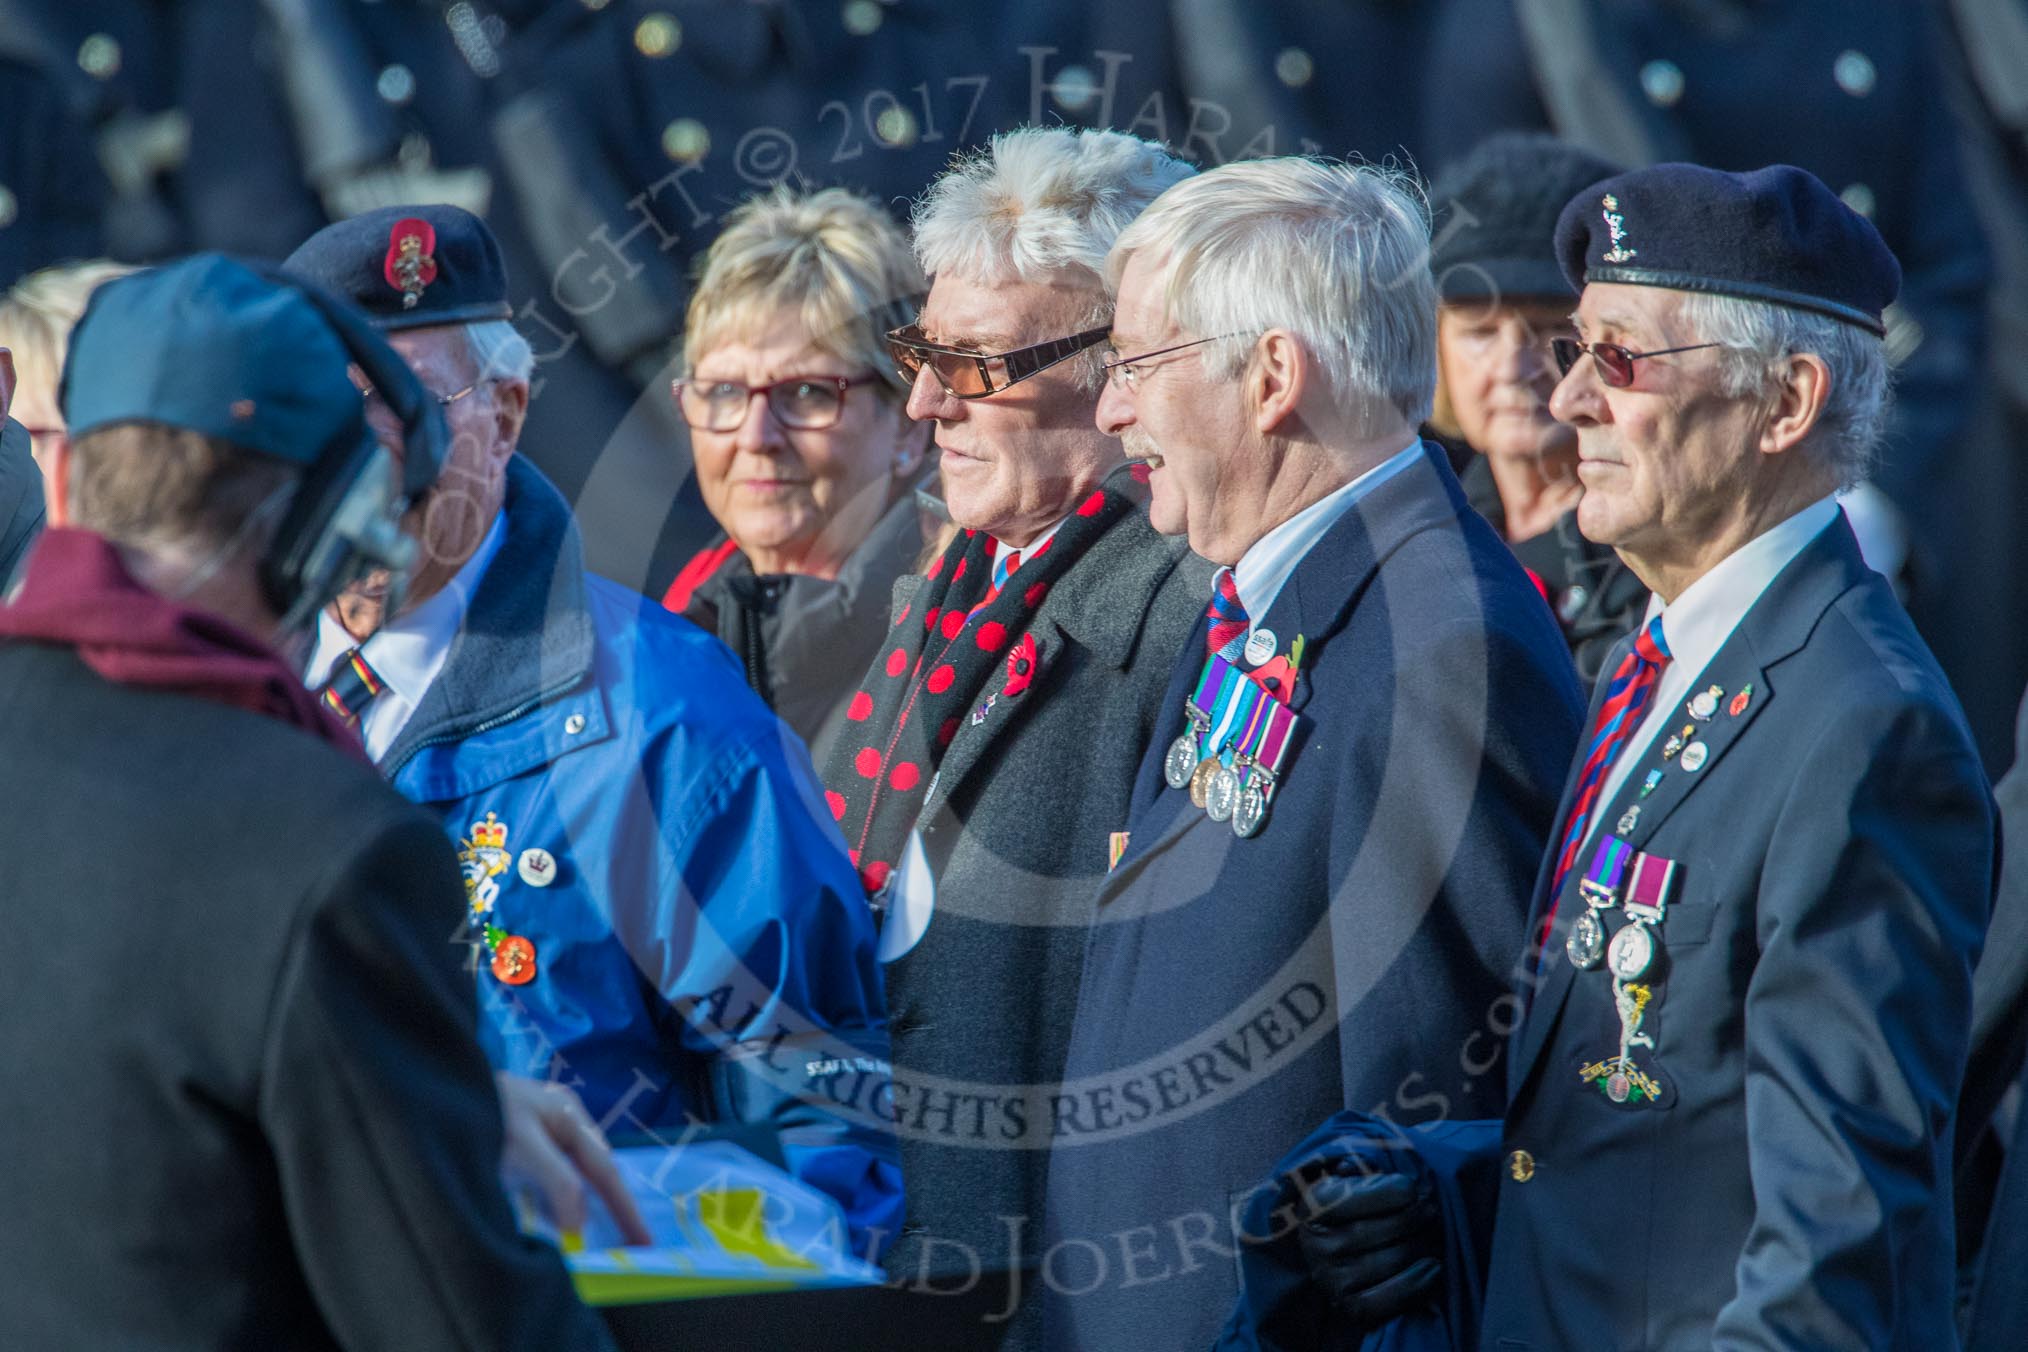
left=1249, top=654, right=1296, bottom=705
left=1003, top=633, right=1041, bottom=698
left=384, top=217, right=439, bottom=310
left=1247, top=633, right=1304, bottom=706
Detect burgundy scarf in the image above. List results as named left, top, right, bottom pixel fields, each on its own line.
left=0, top=528, right=366, bottom=759
left=823, top=480, right=1137, bottom=896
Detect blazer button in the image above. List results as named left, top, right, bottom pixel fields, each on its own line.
left=1508, top=1149, right=1536, bottom=1183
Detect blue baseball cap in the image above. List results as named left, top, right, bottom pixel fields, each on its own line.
left=61, top=253, right=369, bottom=466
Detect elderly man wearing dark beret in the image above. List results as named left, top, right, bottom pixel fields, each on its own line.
left=282, top=204, right=901, bottom=1254
left=1291, top=164, right=1995, bottom=1350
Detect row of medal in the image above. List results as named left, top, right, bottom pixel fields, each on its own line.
left=1562, top=671, right=1725, bottom=1106
left=1162, top=648, right=1303, bottom=838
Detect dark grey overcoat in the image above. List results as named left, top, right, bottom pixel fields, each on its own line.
left=877, top=499, right=1212, bottom=1348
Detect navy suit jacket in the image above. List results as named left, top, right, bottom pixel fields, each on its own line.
left=1482, top=517, right=1996, bottom=1351
left=1041, top=444, right=1584, bottom=1351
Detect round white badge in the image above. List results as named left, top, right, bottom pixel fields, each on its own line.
left=1680, top=741, right=1709, bottom=773
left=517, top=848, right=558, bottom=887
left=1243, top=628, right=1278, bottom=667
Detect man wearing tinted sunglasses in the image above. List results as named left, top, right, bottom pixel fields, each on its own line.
left=1300, top=164, right=1994, bottom=1352
left=825, top=126, right=1213, bottom=1346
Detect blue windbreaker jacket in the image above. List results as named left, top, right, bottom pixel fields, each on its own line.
left=377, top=458, right=900, bottom=1252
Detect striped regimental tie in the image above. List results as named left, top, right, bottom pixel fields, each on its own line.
left=1540, top=615, right=1673, bottom=946
left=1205, top=566, right=1249, bottom=661
left=319, top=646, right=386, bottom=727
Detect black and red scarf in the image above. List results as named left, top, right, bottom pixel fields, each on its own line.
left=823, top=480, right=1136, bottom=895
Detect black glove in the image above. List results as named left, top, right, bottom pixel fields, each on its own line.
left=1292, top=1161, right=1443, bottom=1330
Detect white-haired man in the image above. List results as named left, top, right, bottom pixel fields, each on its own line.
left=1300, top=164, right=1995, bottom=1350
left=1464, top=163, right=1994, bottom=1350
left=827, top=127, right=1210, bottom=1338
left=1039, top=157, right=1586, bottom=1350
left=283, top=205, right=902, bottom=1255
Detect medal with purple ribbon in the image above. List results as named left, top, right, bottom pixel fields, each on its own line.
left=1231, top=682, right=1302, bottom=838
left=1568, top=835, right=1632, bottom=968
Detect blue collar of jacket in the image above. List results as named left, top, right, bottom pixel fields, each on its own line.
left=1253, top=440, right=1477, bottom=713
left=379, top=456, right=599, bottom=782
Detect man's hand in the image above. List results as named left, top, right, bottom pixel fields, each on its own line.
left=1294, top=1162, right=1443, bottom=1330
left=495, top=1074, right=653, bottom=1247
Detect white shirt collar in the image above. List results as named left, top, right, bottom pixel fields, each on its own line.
left=307, top=512, right=507, bottom=758
left=992, top=514, right=1067, bottom=568
left=1588, top=495, right=1840, bottom=818
left=1230, top=439, right=1424, bottom=629
left=1643, top=496, right=1842, bottom=678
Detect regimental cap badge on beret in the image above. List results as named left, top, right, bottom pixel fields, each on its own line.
left=1599, top=194, right=1637, bottom=265
left=1554, top=163, right=1901, bottom=336
left=384, top=218, right=439, bottom=310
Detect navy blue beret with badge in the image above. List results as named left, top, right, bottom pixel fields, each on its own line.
left=282, top=203, right=513, bottom=331
left=61, top=253, right=366, bottom=468
left=1554, top=163, right=1901, bottom=336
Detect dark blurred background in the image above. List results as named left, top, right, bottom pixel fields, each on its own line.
left=3, top=0, right=2024, bottom=770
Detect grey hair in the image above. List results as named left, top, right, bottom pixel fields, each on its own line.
left=911, top=126, right=1198, bottom=286
left=912, top=126, right=1196, bottom=393
left=1676, top=293, right=1892, bottom=489
left=462, top=319, right=535, bottom=384
left=1106, top=157, right=1438, bottom=435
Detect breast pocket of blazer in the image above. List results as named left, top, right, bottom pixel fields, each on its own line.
left=1662, top=901, right=1720, bottom=947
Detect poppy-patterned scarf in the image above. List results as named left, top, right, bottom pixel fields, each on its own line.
left=823, top=480, right=1136, bottom=896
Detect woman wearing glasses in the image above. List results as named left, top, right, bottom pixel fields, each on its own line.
left=1427, top=134, right=1647, bottom=682
left=664, top=187, right=933, bottom=764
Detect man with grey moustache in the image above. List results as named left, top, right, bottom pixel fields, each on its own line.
left=1042, top=156, right=1583, bottom=1351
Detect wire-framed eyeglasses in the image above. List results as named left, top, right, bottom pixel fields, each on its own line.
left=1099, top=333, right=1258, bottom=390
left=670, top=374, right=884, bottom=432
left=1550, top=337, right=1722, bottom=389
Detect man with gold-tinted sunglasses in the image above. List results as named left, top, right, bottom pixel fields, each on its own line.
left=824, top=126, right=1212, bottom=1346
left=886, top=321, right=1112, bottom=400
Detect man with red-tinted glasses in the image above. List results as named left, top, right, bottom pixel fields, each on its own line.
left=1301, top=163, right=1994, bottom=1352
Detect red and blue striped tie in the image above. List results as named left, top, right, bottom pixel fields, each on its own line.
left=1545, top=616, right=1672, bottom=916
left=319, top=646, right=385, bottom=727
left=1206, top=567, right=1248, bottom=660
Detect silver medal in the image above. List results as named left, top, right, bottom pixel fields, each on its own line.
left=1164, top=733, right=1199, bottom=790
left=1232, top=782, right=1269, bottom=837
left=1206, top=763, right=1242, bottom=821
left=1606, top=922, right=1655, bottom=981
left=1566, top=909, right=1606, bottom=968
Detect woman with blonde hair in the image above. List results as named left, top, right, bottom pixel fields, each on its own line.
left=663, top=186, right=931, bottom=764
left=0, top=260, right=133, bottom=583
